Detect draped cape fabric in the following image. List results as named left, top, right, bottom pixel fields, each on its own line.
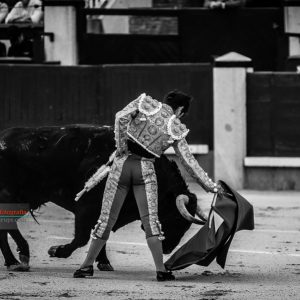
left=165, top=181, right=254, bottom=271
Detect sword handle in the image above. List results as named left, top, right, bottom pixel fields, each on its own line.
left=75, top=189, right=86, bottom=202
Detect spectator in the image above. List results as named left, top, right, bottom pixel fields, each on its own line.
left=245, top=0, right=281, bottom=7
left=0, top=1, right=8, bottom=23
left=7, top=26, right=33, bottom=57
left=204, top=0, right=246, bottom=9
left=5, top=0, right=43, bottom=24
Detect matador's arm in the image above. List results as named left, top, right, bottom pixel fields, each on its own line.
left=114, top=94, right=143, bottom=154
left=173, top=138, right=218, bottom=193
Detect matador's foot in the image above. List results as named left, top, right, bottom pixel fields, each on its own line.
left=73, top=265, right=94, bottom=278
left=156, top=270, right=175, bottom=281
left=7, top=262, right=30, bottom=272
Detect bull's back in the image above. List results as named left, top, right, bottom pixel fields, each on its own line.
left=0, top=125, right=115, bottom=176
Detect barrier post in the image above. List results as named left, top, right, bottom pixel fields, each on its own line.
left=213, top=52, right=252, bottom=189
left=283, top=0, right=300, bottom=58
left=44, top=0, right=84, bottom=65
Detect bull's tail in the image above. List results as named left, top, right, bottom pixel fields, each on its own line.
left=29, top=209, right=40, bottom=225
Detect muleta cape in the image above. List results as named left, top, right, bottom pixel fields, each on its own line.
left=165, top=180, right=255, bottom=270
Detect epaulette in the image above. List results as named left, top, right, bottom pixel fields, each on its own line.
left=167, top=115, right=189, bottom=140
left=138, top=93, right=162, bottom=116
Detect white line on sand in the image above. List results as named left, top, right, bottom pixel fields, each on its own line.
left=40, top=220, right=73, bottom=224
left=46, top=236, right=300, bottom=257
left=43, top=221, right=300, bottom=234
left=230, top=249, right=300, bottom=257
left=46, top=236, right=71, bottom=240
left=254, top=229, right=300, bottom=234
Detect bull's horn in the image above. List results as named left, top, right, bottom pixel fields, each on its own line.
left=176, top=195, right=205, bottom=225
left=196, top=201, right=208, bottom=222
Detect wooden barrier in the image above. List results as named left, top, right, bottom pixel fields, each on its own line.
left=0, top=63, right=213, bottom=146
left=247, top=72, right=300, bottom=157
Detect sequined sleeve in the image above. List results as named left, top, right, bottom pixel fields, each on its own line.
left=173, top=138, right=218, bottom=193
left=114, top=96, right=141, bottom=153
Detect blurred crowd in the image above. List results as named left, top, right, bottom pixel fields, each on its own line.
left=0, top=0, right=285, bottom=59
left=0, top=0, right=43, bottom=24
left=0, top=0, right=43, bottom=58
left=0, top=25, right=33, bottom=57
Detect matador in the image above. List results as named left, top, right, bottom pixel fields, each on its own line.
left=74, top=91, right=220, bottom=281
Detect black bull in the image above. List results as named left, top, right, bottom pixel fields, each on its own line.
left=0, top=125, right=200, bottom=271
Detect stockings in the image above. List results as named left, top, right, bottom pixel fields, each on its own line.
left=81, top=236, right=166, bottom=272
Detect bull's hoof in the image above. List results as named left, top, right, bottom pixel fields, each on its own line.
left=7, top=263, right=30, bottom=272
left=48, top=245, right=70, bottom=258
left=97, top=262, right=114, bottom=271
left=48, top=245, right=60, bottom=257
left=19, top=254, right=30, bottom=265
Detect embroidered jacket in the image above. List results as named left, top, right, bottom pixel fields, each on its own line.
left=114, top=93, right=218, bottom=193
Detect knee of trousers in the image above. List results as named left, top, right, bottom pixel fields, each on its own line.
left=141, top=214, right=163, bottom=239
left=90, top=218, right=115, bottom=241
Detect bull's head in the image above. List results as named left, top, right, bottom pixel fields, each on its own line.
left=155, top=156, right=207, bottom=254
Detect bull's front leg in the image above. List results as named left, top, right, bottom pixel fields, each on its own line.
left=0, top=230, right=29, bottom=271
left=0, top=230, right=19, bottom=267
left=8, top=225, right=30, bottom=267
left=48, top=204, right=93, bottom=258
left=95, top=243, right=113, bottom=271
left=48, top=230, right=113, bottom=271
left=48, top=199, right=114, bottom=270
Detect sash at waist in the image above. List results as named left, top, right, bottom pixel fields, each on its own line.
left=127, top=139, right=156, bottom=159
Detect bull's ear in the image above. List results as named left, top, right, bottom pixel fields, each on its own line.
left=174, top=106, right=184, bottom=118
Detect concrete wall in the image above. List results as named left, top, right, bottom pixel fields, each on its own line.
left=44, top=6, right=78, bottom=65
left=284, top=6, right=300, bottom=57
left=213, top=52, right=252, bottom=189
left=245, top=168, right=300, bottom=190
left=101, top=0, right=152, bottom=34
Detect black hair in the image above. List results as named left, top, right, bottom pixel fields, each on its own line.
left=163, top=90, right=192, bottom=115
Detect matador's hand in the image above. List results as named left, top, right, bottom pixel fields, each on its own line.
left=211, top=183, right=224, bottom=195
left=116, top=148, right=129, bottom=158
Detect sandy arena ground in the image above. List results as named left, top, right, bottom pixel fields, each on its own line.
left=0, top=183, right=299, bottom=300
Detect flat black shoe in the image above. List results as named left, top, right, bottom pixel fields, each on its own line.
left=73, top=266, right=94, bottom=278
left=156, top=271, right=175, bottom=281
